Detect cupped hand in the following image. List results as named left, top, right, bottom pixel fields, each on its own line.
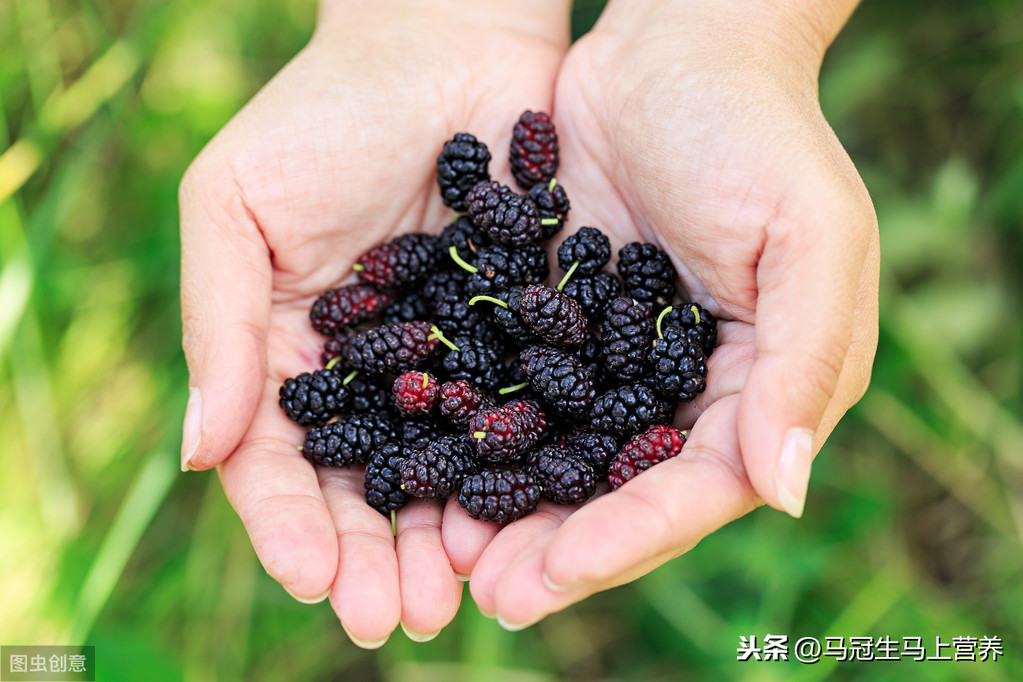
left=442, top=1, right=880, bottom=628
left=178, top=1, right=569, bottom=645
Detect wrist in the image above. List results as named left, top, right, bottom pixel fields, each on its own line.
left=596, top=0, right=859, bottom=81
left=317, top=0, right=571, bottom=47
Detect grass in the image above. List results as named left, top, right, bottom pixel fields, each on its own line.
left=1, top=0, right=1021, bottom=679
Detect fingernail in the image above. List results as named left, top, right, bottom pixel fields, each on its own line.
left=775, top=427, right=813, bottom=519
left=400, top=621, right=440, bottom=643
left=181, top=387, right=201, bottom=472
left=341, top=622, right=389, bottom=650
left=284, top=586, right=331, bottom=605
left=478, top=607, right=496, bottom=619
left=542, top=571, right=568, bottom=593
left=497, top=615, right=539, bottom=632
left=454, top=572, right=471, bottom=582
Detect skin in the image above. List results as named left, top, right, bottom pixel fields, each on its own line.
left=441, top=0, right=879, bottom=627
left=179, top=0, right=878, bottom=643
left=179, top=0, right=572, bottom=646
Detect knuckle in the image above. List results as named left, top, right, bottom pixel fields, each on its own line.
left=790, top=346, right=845, bottom=410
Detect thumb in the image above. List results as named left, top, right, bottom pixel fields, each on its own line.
left=737, top=185, right=873, bottom=517
left=179, top=161, right=271, bottom=472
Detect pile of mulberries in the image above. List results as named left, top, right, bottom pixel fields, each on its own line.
left=279, top=110, right=718, bottom=524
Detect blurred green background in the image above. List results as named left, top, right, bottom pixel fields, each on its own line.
left=1, top=0, right=1021, bottom=679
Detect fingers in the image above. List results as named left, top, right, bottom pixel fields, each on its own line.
left=395, top=499, right=463, bottom=641
left=217, top=380, right=338, bottom=604
left=318, top=468, right=401, bottom=648
left=541, top=396, right=756, bottom=592
left=179, top=159, right=271, bottom=472
left=477, top=397, right=758, bottom=627
left=738, top=185, right=875, bottom=518
left=468, top=504, right=576, bottom=618
left=440, top=495, right=502, bottom=578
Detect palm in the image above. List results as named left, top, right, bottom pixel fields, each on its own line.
left=443, top=29, right=879, bottom=626
left=182, top=24, right=566, bottom=643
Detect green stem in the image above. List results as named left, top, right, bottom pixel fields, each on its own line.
left=422, top=373, right=430, bottom=388
left=391, top=510, right=397, bottom=537
left=499, top=382, right=530, bottom=395
left=548, top=177, right=557, bottom=191
left=655, top=306, right=674, bottom=339
left=430, top=325, right=461, bottom=352
left=690, top=304, right=701, bottom=325
left=468, top=295, right=508, bottom=309
left=352, top=263, right=365, bottom=271
left=343, top=370, right=359, bottom=385
left=541, top=218, right=560, bottom=226
left=472, top=431, right=487, bottom=439
left=448, top=245, right=478, bottom=273
left=556, top=261, right=579, bottom=291
left=325, top=356, right=342, bottom=370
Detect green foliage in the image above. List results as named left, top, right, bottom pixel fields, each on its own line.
left=1, top=0, right=1021, bottom=679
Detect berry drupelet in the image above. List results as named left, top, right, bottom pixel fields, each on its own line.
left=528, top=181, right=571, bottom=239
left=560, top=428, right=621, bottom=477
left=510, top=110, right=559, bottom=189
left=438, top=334, right=505, bottom=393
left=354, top=233, right=441, bottom=290
left=302, top=413, right=398, bottom=467
left=607, top=424, right=687, bottom=490
left=380, top=292, right=434, bottom=326
left=589, top=383, right=675, bottom=436
left=601, top=297, right=654, bottom=382
left=400, top=418, right=452, bottom=450
left=658, top=302, right=718, bottom=356
left=466, top=180, right=544, bottom=245
left=279, top=367, right=351, bottom=426
left=560, top=271, right=623, bottom=322
left=519, top=345, right=595, bottom=418
left=469, top=399, right=548, bottom=463
left=465, top=241, right=549, bottom=296
left=458, top=469, right=541, bottom=524
left=392, top=371, right=441, bottom=416
left=650, top=325, right=708, bottom=403
left=440, top=214, right=487, bottom=264
left=437, top=132, right=492, bottom=212
left=438, top=380, right=495, bottom=427
left=344, top=321, right=439, bottom=374
left=309, top=284, right=390, bottom=337
left=364, top=441, right=409, bottom=515
left=399, top=435, right=478, bottom=498
left=529, top=446, right=597, bottom=505
left=558, top=227, right=611, bottom=275
left=616, top=242, right=678, bottom=309
left=320, top=335, right=350, bottom=368
left=518, top=284, right=589, bottom=347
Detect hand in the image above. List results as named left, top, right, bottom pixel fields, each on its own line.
left=441, top=0, right=880, bottom=628
left=178, top=0, right=569, bottom=646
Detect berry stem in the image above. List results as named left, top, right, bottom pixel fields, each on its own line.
left=391, top=510, right=397, bottom=537
left=655, top=306, right=674, bottom=340
left=352, top=263, right=365, bottom=272
left=541, top=218, right=560, bottom=226
left=325, top=356, right=342, bottom=370
left=429, top=325, right=461, bottom=352
left=422, top=373, right=430, bottom=388
left=343, top=370, right=359, bottom=385
left=468, top=295, right=509, bottom=309
left=690, top=304, right=701, bottom=325
left=556, top=261, right=579, bottom=291
left=296, top=445, right=304, bottom=451
left=548, top=178, right=557, bottom=191
left=498, top=382, right=530, bottom=395
left=448, top=245, right=478, bottom=273
left=472, top=431, right=486, bottom=439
